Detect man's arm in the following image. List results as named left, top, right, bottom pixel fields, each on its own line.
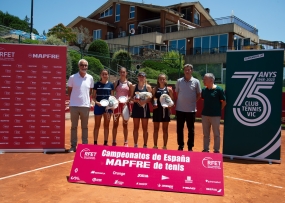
left=196, top=80, right=202, bottom=102
left=196, top=92, right=201, bottom=102
left=221, top=100, right=226, bottom=110
left=68, top=87, right=72, bottom=98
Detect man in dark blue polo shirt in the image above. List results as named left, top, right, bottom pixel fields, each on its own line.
left=201, top=73, right=226, bottom=153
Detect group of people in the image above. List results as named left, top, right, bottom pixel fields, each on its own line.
left=67, top=59, right=226, bottom=153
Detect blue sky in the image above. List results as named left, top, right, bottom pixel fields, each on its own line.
left=1, top=0, right=284, bottom=42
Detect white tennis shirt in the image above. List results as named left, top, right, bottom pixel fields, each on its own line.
left=68, top=72, right=94, bottom=107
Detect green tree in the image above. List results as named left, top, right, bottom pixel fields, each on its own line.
left=110, top=49, right=131, bottom=72
left=47, top=23, right=76, bottom=43
left=66, top=52, right=72, bottom=81
left=162, top=50, right=184, bottom=74
left=140, top=67, right=161, bottom=79
left=0, top=11, right=38, bottom=34
left=24, top=15, right=30, bottom=23
left=40, top=35, right=65, bottom=45
left=88, top=39, right=110, bottom=68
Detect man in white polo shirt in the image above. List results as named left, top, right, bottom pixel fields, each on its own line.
left=175, top=64, right=201, bottom=151
left=67, top=59, right=94, bottom=152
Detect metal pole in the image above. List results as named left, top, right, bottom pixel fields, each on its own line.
left=127, top=32, right=130, bottom=69
left=178, top=53, right=181, bottom=78
left=30, top=0, right=34, bottom=39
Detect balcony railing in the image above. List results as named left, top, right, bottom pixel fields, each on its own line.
left=104, top=15, right=258, bottom=41
left=107, top=43, right=263, bottom=56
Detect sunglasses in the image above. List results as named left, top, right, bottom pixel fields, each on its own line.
left=80, top=64, right=88, bottom=67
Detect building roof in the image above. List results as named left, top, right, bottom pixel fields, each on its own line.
left=167, top=2, right=216, bottom=25
left=87, top=0, right=184, bottom=19
left=66, top=16, right=116, bottom=28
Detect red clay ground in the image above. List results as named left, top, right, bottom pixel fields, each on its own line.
left=0, top=115, right=284, bottom=203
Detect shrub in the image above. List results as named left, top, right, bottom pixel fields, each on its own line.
left=88, top=39, right=110, bottom=67
left=110, top=49, right=132, bottom=72
left=22, top=38, right=39, bottom=44
left=87, top=70, right=100, bottom=82
left=192, top=71, right=202, bottom=81
left=40, top=35, right=65, bottom=45
left=67, top=50, right=103, bottom=76
left=140, top=67, right=161, bottom=79
left=83, top=56, right=104, bottom=75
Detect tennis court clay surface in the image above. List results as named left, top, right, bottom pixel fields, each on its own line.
left=0, top=116, right=284, bottom=203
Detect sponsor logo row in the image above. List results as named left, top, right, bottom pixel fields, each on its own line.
left=0, top=114, right=62, bottom=118
left=0, top=119, right=62, bottom=124
left=1, top=126, right=62, bottom=131
left=1, top=135, right=61, bottom=140
left=71, top=167, right=222, bottom=191
left=0, top=92, right=63, bottom=96
left=0, top=141, right=61, bottom=145
left=0, top=102, right=63, bottom=107
left=1, top=80, right=63, bottom=85
left=69, top=172, right=222, bottom=193
left=0, top=110, right=62, bottom=115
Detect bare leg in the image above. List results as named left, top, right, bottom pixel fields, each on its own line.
left=103, top=113, right=111, bottom=143
left=141, top=118, right=149, bottom=146
left=123, top=118, right=128, bottom=143
left=153, top=122, right=160, bottom=147
left=112, top=114, right=120, bottom=144
left=133, top=118, right=140, bottom=145
left=162, top=122, right=169, bottom=147
left=93, top=115, right=102, bottom=142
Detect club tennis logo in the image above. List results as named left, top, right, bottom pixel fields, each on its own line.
left=232, top=72, right=275, bottom=126
left=80, top=148, right=97, bottom=160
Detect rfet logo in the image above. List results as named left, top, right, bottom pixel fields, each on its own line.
left=80, top=148, right=97, bottom=160
left=202, top=157, right=221, bottom=169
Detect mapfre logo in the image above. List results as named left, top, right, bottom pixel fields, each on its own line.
left=202, top=157, right=221, bottom=169
left=232, top=72, right=275, bottom=126
left=80, top=148, right=97, bottom=160
left=28, top=53, right=60, bottom=59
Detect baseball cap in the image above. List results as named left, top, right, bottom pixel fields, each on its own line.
left=138, top=72, right=146, bottom=77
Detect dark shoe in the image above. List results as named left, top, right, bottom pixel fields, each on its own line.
left=188, top=148, right=193, bottom=152
left=214, top=151, right=220, bottom=153
left=68, top=147, right=76, bottom=153
left=202, top=150, right=209, bottom=152
left=178, top=146, right=183, bottom=151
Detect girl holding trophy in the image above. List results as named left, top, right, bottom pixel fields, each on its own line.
left=130, top=72, right=152, bottom=148
left=152, top=74, right=174, bottom=149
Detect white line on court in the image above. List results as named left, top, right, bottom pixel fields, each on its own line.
left=225, top=176, right=283, bottom=189
left=0, top=160, right=73, bottom=181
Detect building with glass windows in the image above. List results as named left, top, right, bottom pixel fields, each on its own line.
left=67, top=0, right=283, bottom=83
